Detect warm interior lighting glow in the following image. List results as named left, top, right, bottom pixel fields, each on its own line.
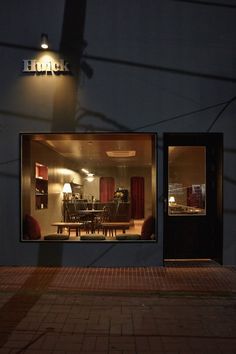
left=85, top=173, right=94, bottom=182
left=62, top=183, right=72, bottom=193
left=168, top=196, right=176, bottom=204
left=81, top=168, right=95, bottom=182
left=81, top=168, right=89, bottom=174
left=86, top=176, right=94, bottom=182
left=41, top=33, right=49, bottom=49
left=106, top=150, right=136, bottom=158
left=58, top=168, right=74, bottom=176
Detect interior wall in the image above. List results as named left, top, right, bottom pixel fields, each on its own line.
left=74, top=165, right=153, bottom=218
left=113, top=166, right=153, bottom=218
left=169, top=147, right=205, bottom=186
left=83, top=176, right=100, bottom=201
left=29, top=141, right=82, bottom=236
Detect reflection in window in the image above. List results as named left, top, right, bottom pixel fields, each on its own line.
left=168, top=146, right=206, bottom=216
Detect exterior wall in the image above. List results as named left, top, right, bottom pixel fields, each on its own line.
left=0, top=0, right=235, bottom=266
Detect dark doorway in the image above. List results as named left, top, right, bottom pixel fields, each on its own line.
left=164, top=133, right=223, bottom=263
left=131, top=176, right=145, bottom=219
left=100, top=177, right=115, bottom=202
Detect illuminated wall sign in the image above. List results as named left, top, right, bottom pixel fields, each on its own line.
left=22, top=59, right=71, bottom=75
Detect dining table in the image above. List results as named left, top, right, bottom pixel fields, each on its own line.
left=51, top=222, right=84, bottom=236
left=77, top=209, right=104, bottom=233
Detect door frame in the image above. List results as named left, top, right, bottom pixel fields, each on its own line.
left=163, top=133, right=223, bottom=263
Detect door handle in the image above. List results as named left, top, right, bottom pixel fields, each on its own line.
left=164, top=198, right=168, bottom=213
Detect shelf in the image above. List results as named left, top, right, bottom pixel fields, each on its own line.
left=35, top=163, right=48, bottom=209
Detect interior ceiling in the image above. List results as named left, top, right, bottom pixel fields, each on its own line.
left=35, top=133, right=154, bottom=172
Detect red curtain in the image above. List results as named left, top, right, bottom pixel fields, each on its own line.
left=131, top=176, right=145, bottom=219
left=100, top=177, right=115, bottom=203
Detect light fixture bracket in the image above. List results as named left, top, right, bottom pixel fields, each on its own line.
left=41, top=33, right=49, bottom=49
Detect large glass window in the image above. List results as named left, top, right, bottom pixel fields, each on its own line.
left=21, top=133, right=157, bottom=242
left=168, top=146, right=206, bottom=216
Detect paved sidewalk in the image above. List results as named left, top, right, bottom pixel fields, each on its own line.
left=0, top=263, right=235, bottom=353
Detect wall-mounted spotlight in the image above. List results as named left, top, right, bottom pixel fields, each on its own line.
left=41, top=33, right=49, bottom=49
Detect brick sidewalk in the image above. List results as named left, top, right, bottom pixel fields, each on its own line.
left=0, top=263, right=235, bottom=295
left=0, top=264, right=235, bottom=353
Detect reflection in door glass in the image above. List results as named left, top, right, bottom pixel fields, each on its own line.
left=168, top=146, right=206, bottom=216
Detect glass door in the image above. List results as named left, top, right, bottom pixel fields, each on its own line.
left=168, top=146, right=206, bottom=216
left=164, top=133, right=223, bottom=262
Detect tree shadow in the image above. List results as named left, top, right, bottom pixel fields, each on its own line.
left=84, top=54, right=236, bottom=83
left=0, top=267, right=59, bottom=350
left=172, top=0, right=236, bottom=9
left=76, top=105, right=131, bottom=131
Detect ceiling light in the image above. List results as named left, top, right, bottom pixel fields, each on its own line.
left=106, top=150, right=136, bottom=158
left=81, top=168, right=89, bottom=174
left=85, top=173, right=94, bottom=182
left=41, top=33, right=49, bottom=49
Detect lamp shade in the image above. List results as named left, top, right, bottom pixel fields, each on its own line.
left=168, top=196, right=175, bottom=204
left=62, top=183, right=72, bottom=193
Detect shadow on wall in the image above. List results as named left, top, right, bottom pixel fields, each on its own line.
left=224, top=209, right=236, bottom=215
left=84, top=53, right=236, bottom=83
left=171, top=0, right=236, bottom=10
left=1, top=40, right=236, bottom=83
left=37, top=243, right=63, bottom=266
left=76, top=105, right=131, bottom=131
left=224, top=175, right=236, bottom=186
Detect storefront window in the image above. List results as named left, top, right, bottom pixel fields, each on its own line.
left=21, top=133, right=157, bottom=241
left=168, top=146, right=206, bottom=216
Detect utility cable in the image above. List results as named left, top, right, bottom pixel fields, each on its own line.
left=133, top=99, right=231, bottom=131
left=207, top=96, right=236, bottom=132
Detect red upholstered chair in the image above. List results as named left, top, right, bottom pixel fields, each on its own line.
left=140, top=215, right=155, bottom=240
left=23, top=214, right=69, bottom=240
left=23, top=214, right=41, bottom=240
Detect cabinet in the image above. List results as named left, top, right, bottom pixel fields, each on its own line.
left=35, top=163, right=48, bottom=209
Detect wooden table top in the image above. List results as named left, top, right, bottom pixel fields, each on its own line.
left=52, top=222, right=83, bottom=227
left=78, top=209, right=104, bottom=213
left=101, top=222, right=131, bottom=227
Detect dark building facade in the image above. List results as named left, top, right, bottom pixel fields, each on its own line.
left=0, top=0, right=235, bottom=266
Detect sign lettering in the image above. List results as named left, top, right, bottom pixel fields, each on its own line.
left=22, top=59, right=71, bottom=75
